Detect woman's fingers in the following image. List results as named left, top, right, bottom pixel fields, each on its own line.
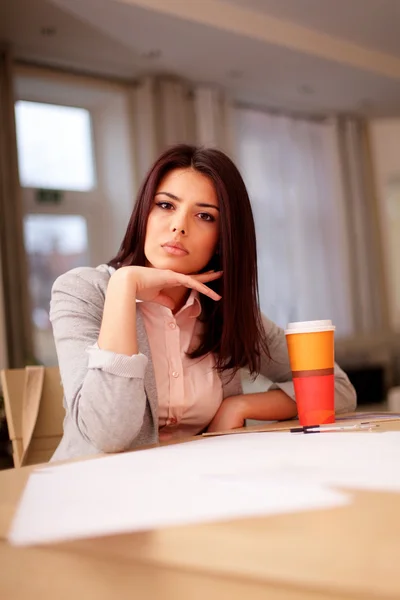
left=194, top=271, right=223, bottom=283
left=161, top=270, right=222, bottom=301
left=181, top=275, right=221, bottom=301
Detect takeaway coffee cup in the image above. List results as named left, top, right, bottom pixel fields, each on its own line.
left=285, top=320, right=335, bottom=427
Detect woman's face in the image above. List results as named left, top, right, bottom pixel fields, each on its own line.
left=144, top=168, right=220, bottom=274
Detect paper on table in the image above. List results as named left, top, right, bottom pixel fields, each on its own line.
left=193, top=430, right=400, bottom=493
left=203, top=412, right=400, bottom=437
left=337, top=412, right=400, bottom=421
left=8, top=433, right=350, bottom=546
left=9, top=430, right=400, bottom=547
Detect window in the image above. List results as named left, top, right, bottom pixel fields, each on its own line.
left=24, top=214, right=89, bottom=365
left=15, top=101, right=95, bottom=191
left=14, top=69, right=136, bottom=365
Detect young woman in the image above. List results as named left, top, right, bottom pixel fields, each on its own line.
left=50, top=144, right=356, bottom=461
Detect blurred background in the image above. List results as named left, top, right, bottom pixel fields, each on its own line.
left=1, top=0, right=400, bottom=408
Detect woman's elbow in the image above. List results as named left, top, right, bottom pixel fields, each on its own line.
left=335, top=383, right=357, bottom=414
left=76, top=410, right=143, bottom=454
left=86, top=425, right=142, bottom=453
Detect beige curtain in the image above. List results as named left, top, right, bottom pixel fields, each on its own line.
left=130, top=76, right=235, bottom=182
left=0, top=45, right=32, bottom=367
left=131, top=76, right=193, bottom=182
left=336, top=117, right=389, bottom=334
left=193, top=86, right=236, bottom=155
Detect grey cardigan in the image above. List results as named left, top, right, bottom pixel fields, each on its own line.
left=49, top=264, right=357, bottom=461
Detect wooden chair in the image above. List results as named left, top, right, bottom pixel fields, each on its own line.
left=0, top=366, right=65, bottom=467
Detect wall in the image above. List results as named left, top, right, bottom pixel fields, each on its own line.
left=0, top=254, right=8, bottom=369
left=369, top=119, right=400, bottom=331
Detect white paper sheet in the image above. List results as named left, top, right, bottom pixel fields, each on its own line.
left=9, top=431, right=400, bottom=546
left=8, top=432, right=351, bottom=546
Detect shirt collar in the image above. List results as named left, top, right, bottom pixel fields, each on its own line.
left=137, top=288, right=202, bottom=318
left=175, top=289, right=202, bottom=319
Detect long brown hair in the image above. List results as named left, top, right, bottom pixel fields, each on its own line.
left=109, top=144, right=269, bottom=375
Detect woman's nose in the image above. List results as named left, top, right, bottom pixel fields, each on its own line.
left=170, top=214, right=188, bottom=235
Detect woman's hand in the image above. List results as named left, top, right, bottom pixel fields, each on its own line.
left=207, top=396, right=247, bottom=433
left=114, top=266, right=222, bottom=310
left=99, top=266, right=222, bottom=355
left=207, top=390, right=298, bottom=433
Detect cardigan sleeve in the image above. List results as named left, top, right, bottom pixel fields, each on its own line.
left=259, top=313, right=357, bottom=414
left=50, top=268, right=150, bottom=453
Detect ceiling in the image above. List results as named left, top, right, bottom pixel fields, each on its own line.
left=228, top=0, right=400, bottom=58
left=2, top=0, right=400, bottom=117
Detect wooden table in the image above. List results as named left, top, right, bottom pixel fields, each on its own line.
left=1, top=419, right=400, bottom=600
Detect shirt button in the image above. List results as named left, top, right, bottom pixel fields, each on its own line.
left=169, top=322, right=176, bottom=329
left=172, top=371, right=179, bottom=378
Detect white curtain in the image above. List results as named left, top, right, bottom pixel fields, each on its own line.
left=235, top=108, right=355, bottom=338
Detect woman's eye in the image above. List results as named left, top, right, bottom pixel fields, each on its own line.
left=198, top=213, right=215, bottom=222
left=156, top=201, right=174, bottom=210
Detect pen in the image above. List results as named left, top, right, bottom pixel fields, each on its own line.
left=290, top=423, right=378, bottom=434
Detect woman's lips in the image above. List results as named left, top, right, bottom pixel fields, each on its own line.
left=162, top=243, right=189, bottom=257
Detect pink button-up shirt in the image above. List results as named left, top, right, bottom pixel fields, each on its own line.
left=139, top=291, right=223, bottom=440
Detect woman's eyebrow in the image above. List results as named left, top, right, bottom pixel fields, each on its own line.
left=155, top=191, right=180, bottom=201
left=196, top=203, right=220, bottom=211
left=155, top=191, right=219, bottom=211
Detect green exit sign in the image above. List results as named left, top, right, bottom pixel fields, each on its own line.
left=35, top=189, right=63, bottom=204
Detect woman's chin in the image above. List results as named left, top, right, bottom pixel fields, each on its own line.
left=148, top=256, right=193, bottom=274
